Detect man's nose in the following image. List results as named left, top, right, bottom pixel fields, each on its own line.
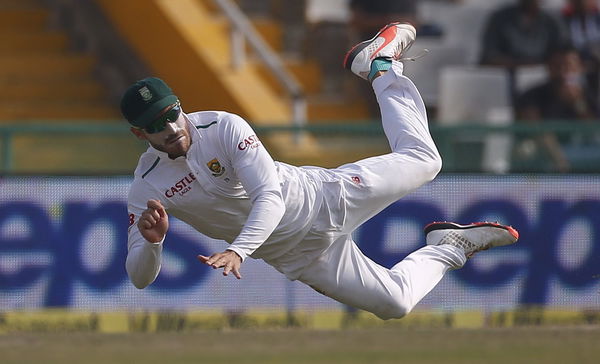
left=163, top=121, right=178, bottom=133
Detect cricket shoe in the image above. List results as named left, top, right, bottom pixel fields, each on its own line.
left=343, top=22, right=417, bottom=80
left=423, top=222, right=519, bottom=258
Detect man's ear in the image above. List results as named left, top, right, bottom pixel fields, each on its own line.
left=130, top=127, right=147, bottom=140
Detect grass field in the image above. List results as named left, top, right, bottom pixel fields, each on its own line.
left=1, top=327, right=599, bottom=364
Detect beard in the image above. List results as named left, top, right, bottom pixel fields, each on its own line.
left=152, top=131, right=191, bottom=159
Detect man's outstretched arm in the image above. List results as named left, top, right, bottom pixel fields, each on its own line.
left=197, top=188, right=285, bottom=280
left=197, top=114, right=285, bottom=278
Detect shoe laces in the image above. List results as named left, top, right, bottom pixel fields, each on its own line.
left=397, top=48, right=429, bottom=62
left=438, top=230, right=489, bottom=258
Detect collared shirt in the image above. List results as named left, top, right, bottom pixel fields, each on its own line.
left=126, top=111, right=323, bottom=287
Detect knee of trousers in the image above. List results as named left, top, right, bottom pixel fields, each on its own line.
left=409, top=153, right=442, bottom=187
left=372, top=298, right=413, bottom=320
left=423, top=154, right=442, bottom=181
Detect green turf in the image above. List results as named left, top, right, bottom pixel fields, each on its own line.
left=1, top=327, right=599, bottom=364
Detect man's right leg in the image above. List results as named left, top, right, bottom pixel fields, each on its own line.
left=335, top=24, right=442, bottom=232
left=343, top=23, right=436, bottom=159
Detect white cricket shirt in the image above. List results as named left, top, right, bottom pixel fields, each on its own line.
left=126, top=111, right=325, bottom=288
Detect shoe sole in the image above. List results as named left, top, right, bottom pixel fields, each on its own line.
left=342, top=22, right=403, bottom=69
left=423, top=221, right=519, bottom=241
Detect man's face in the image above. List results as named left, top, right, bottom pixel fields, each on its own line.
left=131, top=102, right=192, bottom=159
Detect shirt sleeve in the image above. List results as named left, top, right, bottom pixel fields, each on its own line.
left=218, top=113, right=286, bottom=260
left=126, top=179, right=165, bottom=289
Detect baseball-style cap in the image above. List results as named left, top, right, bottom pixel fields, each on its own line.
left=120, top=77, right=179, bottom=128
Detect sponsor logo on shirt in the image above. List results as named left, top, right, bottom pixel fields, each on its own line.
left=165, top=172, right=196, bottom=198
left=237, top=134, right=261, bottom=150
left=206, top=158, right=225, bottom=177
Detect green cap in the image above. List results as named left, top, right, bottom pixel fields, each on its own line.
left=120, top=77, right=179, bottom=128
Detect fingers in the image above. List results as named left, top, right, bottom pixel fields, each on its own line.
left=222, top=262, right=242, bottom=279
left=138, top=218, right=153, bottom=230
left=197, top=254, right=224, bottom=268
left=205, top=253, right=228, bottom=267
left=147, top=199, right=164, bottom=211
left=139, top=209, right=161, bottom=228
left=143, top=208, right=161, bottom=221
left=139, top=200, right=167, bottom=230
left=147, top=199, right=166, bottom=218
left=196, top=252, right=242, bottom=279
left=198, top=254, right=219, bottom=267
left=197, top=255, right=209, bottom=264
left=223, top=263, right=231, bottom=276
left=230, top=265, right=242, bottom=280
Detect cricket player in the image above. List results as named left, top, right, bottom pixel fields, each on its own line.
left=122, top=23, right=519, bottom=320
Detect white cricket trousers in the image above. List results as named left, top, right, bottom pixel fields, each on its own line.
left=297, top=62, right=467, bottom=320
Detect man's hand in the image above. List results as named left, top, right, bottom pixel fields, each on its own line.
left=138, top=199, right=169, bottom=243
left=197, top=250, right=242, bottom=279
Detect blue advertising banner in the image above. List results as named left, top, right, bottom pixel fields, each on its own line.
left=0, top=176, right=598, bottom=311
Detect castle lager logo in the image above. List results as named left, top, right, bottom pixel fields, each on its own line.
left=164, top=172, right=196, bottom=198
left=237, top=134, right=260, bottom=150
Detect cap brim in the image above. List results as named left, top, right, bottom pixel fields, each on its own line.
left=132, top=94, right=179, bottom=127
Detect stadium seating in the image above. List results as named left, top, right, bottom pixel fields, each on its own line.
left=437, top=66, right=513, bottom=173
left=0, top=0, right=142, bottom=173
left=96, top=0, right=384, bottom=167
left=438, top=66, right=512, bottom=123
left=0, top=0, right=118, bottom=120
left=0, top=0, right=590, bottom=173
left=402, top=40, right=469, bottom=108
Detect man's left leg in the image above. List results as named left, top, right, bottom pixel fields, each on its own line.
left=297, top=223, right=518, bottom=320
left=298, top=234, right=465, bottom=320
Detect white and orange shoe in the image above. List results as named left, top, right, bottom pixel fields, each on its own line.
left=424, top=222, right=519, bottom=258
left=343, top=22, right=417, bottom=80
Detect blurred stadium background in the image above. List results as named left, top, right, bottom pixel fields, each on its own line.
left=0, top=0, right=599, bottom=362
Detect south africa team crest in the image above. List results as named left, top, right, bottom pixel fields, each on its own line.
left=206, top=158, right=225, bottom=177
left=138, top=86, right=153, bottom=101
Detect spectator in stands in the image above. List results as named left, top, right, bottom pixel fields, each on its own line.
left=562, top=0, right=600, bottom=93
left=562, top=0, right=600, bottom=52
left=480, top=0, right=569, bottom=102
left=480, top=0, right=567, bottom=68
left=513, top=46, right=600, bottom=173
